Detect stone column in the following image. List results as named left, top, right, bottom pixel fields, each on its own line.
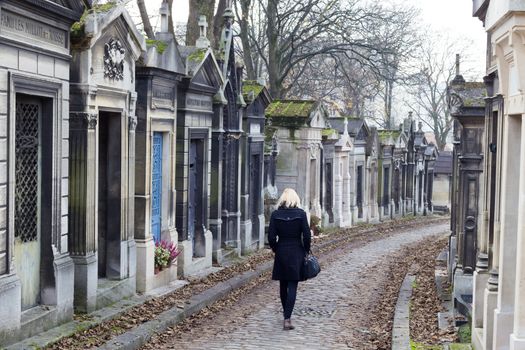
left=493, top=114, right=520, bottom=349
left=510, top=115, right=525, bottom=348
left=127, top=114, right=138, bottom=283
left=69, top=111, right=98, bottom=313
left=210, top=103, right=224, bottom=262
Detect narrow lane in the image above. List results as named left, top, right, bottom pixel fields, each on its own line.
left=145, top=222, right=448, bottom=350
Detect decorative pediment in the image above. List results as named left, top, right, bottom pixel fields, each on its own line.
left=81, top=6, right=146, bottom=60
left=189, top=51, right=223, bottom=92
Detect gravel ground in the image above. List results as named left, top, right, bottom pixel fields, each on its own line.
left=142, top=221, right=449, bottom=350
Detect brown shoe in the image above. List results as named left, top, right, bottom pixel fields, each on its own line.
left=283, top=319, right=295, bottom=330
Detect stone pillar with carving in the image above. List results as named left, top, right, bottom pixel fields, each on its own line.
left=68, top=111, right=98, bottom=312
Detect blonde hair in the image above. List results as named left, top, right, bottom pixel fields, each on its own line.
left=277, top=188, right=301, bottom=208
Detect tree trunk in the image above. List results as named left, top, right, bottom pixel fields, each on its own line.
left=168, top=0, right=175, bottom=37
left=267, top=0, right=281, bottom=98
left=137, top=0, right=155, bottom=40
left=186, top=0, right=216, bottom=47
left=238, top=0, right=256, bottom=80
left=213, top=0, right=228, bottom=50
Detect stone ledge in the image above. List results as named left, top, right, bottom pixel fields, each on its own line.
left=392, top=273, right=414, bottom=350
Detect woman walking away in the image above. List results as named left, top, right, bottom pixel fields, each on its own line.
left=268, top=188, right=311, bottom=331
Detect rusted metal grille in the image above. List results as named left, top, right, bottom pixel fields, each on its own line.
left=15, top=102, right=39, bottom=242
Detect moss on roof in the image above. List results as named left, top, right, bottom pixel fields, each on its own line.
left=322, top=128, right=337, bottom=137
left=378, top=130, right=400, bottom=142
left=146, top=39, right=168, bottom=54
left=187, top=48, right=207, bottom=63
left=266, top=100, right=316, bottom=118
left=71, top=1, right=117, bottom=37
left=242, top=81, right=265, bottom=102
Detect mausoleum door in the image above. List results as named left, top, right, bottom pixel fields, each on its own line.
left=250, top=154, right=261, bottom=242
left=356, top=165, right=363, bottom=218
left=151, top=132, right=163, bottom=242
left=189, top=139, right=205, bottom=257
left=98, top=112, right=122, bottom=279
left=14, top=95, right=43, bottom=310
left=325, top=162, right=333, bottom=223
left=383, top=166, right=390, bottom=215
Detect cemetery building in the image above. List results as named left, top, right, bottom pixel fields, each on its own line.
left=68, top=4, right=145, bottom=312
left=329, top=117, right=370, bottom=224
left=393, top=127, right=409, bottom=217
left=240, top=80, right=271, bottom=252
left=265, top=99, right=329, bottom=220
left=403, top=115, right=417, bottom=215
left=447, top=67, right=486, bottom=325
left=213, top=8, right=246, bottom=262
left=378, top=130, right=396, bottom=220
left=470, top=1, right=525, bottom=347
left=0, top=0, right=84, bottom=344
left=176, top=20, right=222, bottom=275
left=432, top=151, right=453, bottom=213
left=366, top=127, right=380, bottom=223
left=134, top=2, right=184, bottom=292
left=321, top=120, right=353, bottom=228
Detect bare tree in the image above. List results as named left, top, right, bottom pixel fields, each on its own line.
left=405, top=34, right=476, bottom=150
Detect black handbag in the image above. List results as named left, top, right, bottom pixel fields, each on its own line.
left=303, top=254, right=321, bottom=280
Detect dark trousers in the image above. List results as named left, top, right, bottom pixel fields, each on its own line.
left=279, top=280, right=298, bottom=319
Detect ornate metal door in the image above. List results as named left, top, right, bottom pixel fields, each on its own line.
left=14, top=97, right=41, bottom=310
left=383, top=166, right=390, bottom=215
left=151, top=132, right=163, bottom=242
left=250, top=154, right=260, bottom=241
left=356, top=165, right=363, bottom=218
left=188, top=140, right=197, bottom=250
left=324, top=162, right=333, bottom=222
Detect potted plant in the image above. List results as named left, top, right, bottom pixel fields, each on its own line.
left=154, top=239, right=180, bottom=274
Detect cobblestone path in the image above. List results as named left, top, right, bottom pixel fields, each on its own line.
left=149, top=222, right=449, bottom=349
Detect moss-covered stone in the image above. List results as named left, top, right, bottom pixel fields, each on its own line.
left=146, top=39, right=168, bottom=54
left=242, top=81, right=264, bottom=102
left=187, top=48, right=207, bottom=63
left=71, top=1, right=118, bottom=37
left=265, top=100, right=316, bottom=118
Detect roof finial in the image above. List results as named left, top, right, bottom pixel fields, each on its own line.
left=451, top=53, right=466, bottom=85
left=196, top=15, right=210, bottom=49
left=159, top=0, right=169, bottom=33
left=456, top=54, right=460, bottom=77
left=418, top=121, right=423, bottom=132
left=344, top=117, right=349, bottom=136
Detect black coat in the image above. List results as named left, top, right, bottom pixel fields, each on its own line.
left=268, top=207, right=311, bottom=281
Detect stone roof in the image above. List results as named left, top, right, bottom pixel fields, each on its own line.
left=378, top=130, right=400, bottom=142
left=266, top=100, right=317, bottom=118
left=448, top=76, right=487, bottom=115
left=329, top=117, right=364, bottom=136
left=179, top=47, right=208, bottom=76
left=434, top=151, right=453, bottom=174
left=243, top=81, right=265, bottom=102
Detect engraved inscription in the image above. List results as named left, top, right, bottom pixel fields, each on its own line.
left=0, top=10, right=66, bottom=48
left=186, top=93, right=212, bottom=111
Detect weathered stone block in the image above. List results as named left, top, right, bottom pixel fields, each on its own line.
left=0, top=114, right=6, bottom=138
left=0, top=274, right=21, bottom=344
left=0, top=93, right=7, bottom=115
left=54, top=59, right=69, bottom=80
left=136, top=237, right=155, bottom=293
left=0, top=44, right=18, bottom=69
left=18, top=50, right=37, bottom=73
left=0, top=161, right=6, bottom=186
left=0, top=69, right=8, bottom=92
left=0, top=207, right=6, bottom=230
left=37, top=55, right=54, bottom=77
left=0, top=185, right=6, bottom=206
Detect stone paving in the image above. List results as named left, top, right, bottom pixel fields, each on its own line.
left=148, top=223, right=449, bottom=350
